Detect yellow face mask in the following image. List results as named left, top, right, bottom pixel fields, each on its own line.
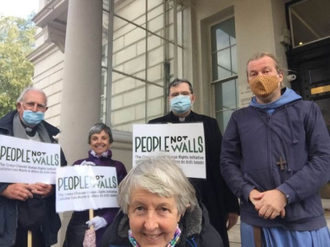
left=249, top=75, right=280, bottom=97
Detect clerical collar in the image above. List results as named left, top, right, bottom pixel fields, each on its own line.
left=172, top=111, right=193, bottom=122
left=25, top=126, right=37, bottom=137
left=21, top=121, right=38, bottom=137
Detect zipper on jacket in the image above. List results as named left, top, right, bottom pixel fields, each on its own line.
left=257, top=110, right=284, bottom=188
left=266, top=114, right=277, bottom=188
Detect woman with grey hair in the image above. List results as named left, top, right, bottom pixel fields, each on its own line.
left=101, top=157, right=223, bottom=247
left=63, top=123, right=127, bottom=247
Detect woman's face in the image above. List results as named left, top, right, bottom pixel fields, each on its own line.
left=90, top=130, right=111, bottom=156
left=128, top=188, right=181, bottom=247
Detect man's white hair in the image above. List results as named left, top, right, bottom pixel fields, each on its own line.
left=16, top=87, right=48, bottom=106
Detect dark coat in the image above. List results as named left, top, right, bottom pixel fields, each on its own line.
left=0, top=110, right=67, bottom=247
left=101, top=200, right=224, bottom=247
left=148, top=111, right=239, bottom=247
left=221, top=98, right=330, bottom=231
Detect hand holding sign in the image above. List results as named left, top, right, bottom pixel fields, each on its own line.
left=30, top=183, right=54, bottom=198
left=86, top=216, right=107, bottom=231
left=1, top=183, right=33, bottom=201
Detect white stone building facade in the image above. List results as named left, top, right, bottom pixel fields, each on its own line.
left=27, top=0, right=330, bottom=246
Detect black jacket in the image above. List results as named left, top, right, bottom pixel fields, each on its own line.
left=101, top=200, right=223, bottom=247
left=148, top=111, right=239, bottom=247
left=0, top=110, right=67, bottom=247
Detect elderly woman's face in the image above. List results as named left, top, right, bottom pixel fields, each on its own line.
left=90, top=130, right=111, bottom=156
left=128, top=188, right=180, bottom=247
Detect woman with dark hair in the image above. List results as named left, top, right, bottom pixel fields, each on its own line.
left=63, top=123, right=127, bottom=247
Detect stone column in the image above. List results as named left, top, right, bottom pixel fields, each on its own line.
left=57, top=1, right=102, bottom=246
left=60, top=0, right=103, bottom=165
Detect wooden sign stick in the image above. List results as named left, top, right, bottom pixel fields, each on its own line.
left=89, top=209, right=94, bottom=230
left=28, top=230, right=32, bottom=247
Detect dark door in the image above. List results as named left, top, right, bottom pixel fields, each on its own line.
left=287, top=37, right=330, bottom=199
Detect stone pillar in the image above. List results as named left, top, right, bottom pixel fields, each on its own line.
left=60, top=0, right=103, bottom=165
left=57, top=1, right=102, bottom=246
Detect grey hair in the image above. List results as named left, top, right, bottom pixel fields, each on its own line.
left=246, top=52, right=285, bottom=78
left=168, top=78, right=194, bottom=96
left=118, top=156, right=196, bottom=215
left=16, top=87, right=48, bottom=106
left=88, top=123, right=113, bottom=144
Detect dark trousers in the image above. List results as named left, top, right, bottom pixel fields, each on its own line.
left=12, top=222, right=48, bottom=247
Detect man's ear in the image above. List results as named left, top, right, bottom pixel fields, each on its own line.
left=16, top=102, right=21, bottom=110
left=191, top=94, right=195, bottom=104
left=278, top=71, right=284, bottom=82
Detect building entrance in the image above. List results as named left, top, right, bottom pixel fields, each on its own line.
left=287, top=37, right=330, bottom=199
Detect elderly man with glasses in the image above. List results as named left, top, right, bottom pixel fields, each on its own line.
left=0, top=87, right=67, bottom=247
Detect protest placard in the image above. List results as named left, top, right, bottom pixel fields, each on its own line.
left=56, top=166, right=118, bottom=212
left=133, top=123, right=206, bottom=179
left=0, top=135, right=60, bottom=184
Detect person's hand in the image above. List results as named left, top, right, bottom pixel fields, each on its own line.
left=30, top=183, right=53, bottom=198
left=80, top=160, right=95, bottom=166
left=0, top=183, right=33, bottom=201
left=86, top=216, right=107, bottom=231
left=253, top=189, right=287, bottom=219
left=249, top=189, right=262, bottom=206
left=226, top=212, right=238, bottom=231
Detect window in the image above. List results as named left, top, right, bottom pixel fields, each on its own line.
left=102, top=0, right=184, bottom=132
left=288, top=0, right=330, bottom=48
left=211, top=17, right=238, bottom=133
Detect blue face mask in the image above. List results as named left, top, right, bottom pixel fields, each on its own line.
left=170, top=95, right=192, bottom=114
left=22, top=110, right=45, bottom=126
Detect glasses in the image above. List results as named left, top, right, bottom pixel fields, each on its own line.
left=23, top=101, right=46, bottom=111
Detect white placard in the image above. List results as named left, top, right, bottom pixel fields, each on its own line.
left=0, top=135, right=61, bottom=184
left=56, top=166, right=118, bottom=213
left=133, top=123, right=206, bottom=179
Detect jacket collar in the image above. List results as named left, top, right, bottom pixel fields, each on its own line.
left=0, top=110, right=17, bottom=135
left=162, top=111, right=204, bottom=123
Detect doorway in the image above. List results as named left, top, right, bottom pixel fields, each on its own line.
left=287, top=37, right=330, bottom=199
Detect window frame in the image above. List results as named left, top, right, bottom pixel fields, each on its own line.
left=209, top=15, right=238, bottom=133
left=102, top=0, right=185, bottom=136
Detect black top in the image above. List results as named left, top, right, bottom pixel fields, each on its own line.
left=148, top=111, right=239, bottom=247
left=101, top=200, right=223, bottom=247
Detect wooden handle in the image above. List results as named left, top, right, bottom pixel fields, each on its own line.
left=89, top=209, right=94, bottom=230
left=27, top=230, right=32, bottom=247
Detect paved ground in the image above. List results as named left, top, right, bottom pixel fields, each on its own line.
left=227, top=199, right=330, bottom=247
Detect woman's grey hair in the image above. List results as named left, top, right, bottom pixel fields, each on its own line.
left=168, top=78, right=194, bottom=96
left=17, top=87, right=48, bottom=106
left=88, top=123, right=113, bottom=144
left=118, top=156, right=196, bottom=215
